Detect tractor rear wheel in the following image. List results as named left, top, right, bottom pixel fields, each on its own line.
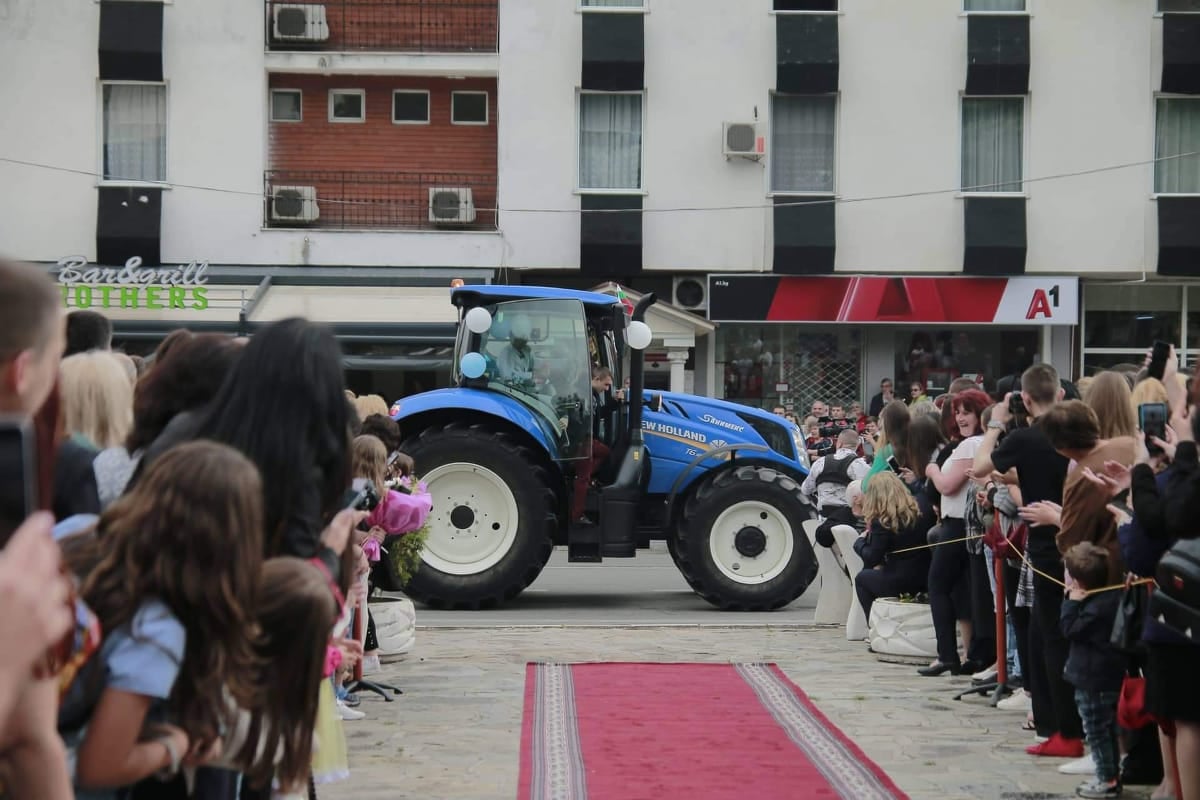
left=675, top=465, right=817, bottom=611
left=399, top=422, right=556, bottom=609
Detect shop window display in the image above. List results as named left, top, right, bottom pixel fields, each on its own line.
left=717, top=325, right=861, bottom=413
left=893, top=329, right=1037, bottom=397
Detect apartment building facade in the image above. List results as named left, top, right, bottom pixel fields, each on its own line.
left=1, top=0, right=1198, bottom=406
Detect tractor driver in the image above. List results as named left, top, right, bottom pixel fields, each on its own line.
left=570, top=366, right=626, bottom=525
left=497, top=314, right=535, bottom=387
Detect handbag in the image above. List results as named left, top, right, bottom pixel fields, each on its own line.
left=1110, top=577, right=1148, bottom=655
left=1150, top=537, right=1200, bottom=642
left=1117, top=673, right=1154, bottom=731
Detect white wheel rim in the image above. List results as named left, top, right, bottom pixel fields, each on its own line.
left=708, top=501, right=795, bottom=585
left=421, top=462, right=520, bottom=576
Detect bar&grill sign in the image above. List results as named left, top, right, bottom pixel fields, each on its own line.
left=56, top=256, right=209, bottom=311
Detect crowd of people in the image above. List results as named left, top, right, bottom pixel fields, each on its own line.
left=799, top=362, right=1200, bottom=799
left=0, top=259, right=430, bottom=799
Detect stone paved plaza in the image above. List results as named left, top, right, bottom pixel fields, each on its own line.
left=323, top=624, right=1155, bottom=800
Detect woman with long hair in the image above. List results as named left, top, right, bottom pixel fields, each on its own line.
left=59, top=442, right=263, bottom=799
left=852, top=471, right=936, bottom=621
left=93, top=333, right=243, bottom=509
left=862, top=400, right=911, bottom=490
left=919, top=389, right=992, bottom=676
left=59, top=351, right=133, bottom=451
left=1087, top=370, right=1138, bottom=440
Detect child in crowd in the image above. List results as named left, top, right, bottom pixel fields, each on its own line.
left=58, top=442, right=264, bottom=800
left=1061, top=542, right=1126, bottom=800
left=350, top=435, right=432, bottom=673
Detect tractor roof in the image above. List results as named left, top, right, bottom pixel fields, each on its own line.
left=451, top=285, right=621, bottom=308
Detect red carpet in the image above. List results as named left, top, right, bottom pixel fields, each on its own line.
left=517, top=662, right=908, bottom=800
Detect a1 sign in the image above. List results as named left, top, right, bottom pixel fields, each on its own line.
left=995, top=277, right=1079, bottom=325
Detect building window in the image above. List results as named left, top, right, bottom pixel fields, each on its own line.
left=964, top=0, right=1027, bottom=11
left=451, top=91, right=488, bottom=126
left=270, top=89, right=302, bottom=122
left=1159, top=0, right=1200, bottom=11
left=328, top=89, right=365, bottom=123
left=392, top=90, right=430, bottom=124
left=773, top=0, right=838, bottom=10
left=1156, top=98, right=1200, bottom=193
left=770, top=94, right=836, bottom=194
left=579, top=92, right=642, bottom=191
left=580, top=0, right=644, bottom=9
left=101, top=83, right=166, bottom=183
left=1083, top=284, right=1184, bottom=376
left=961, top=97, right=1023, bottom=193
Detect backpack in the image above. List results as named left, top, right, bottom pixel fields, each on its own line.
left=1150, top=537, right=1200, bottom=640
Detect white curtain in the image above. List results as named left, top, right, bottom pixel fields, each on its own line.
left=961, top=98, right=1023, bottom=192
left=579, top=93, right=642, bottom=190
left=1156, top=99, right=1200, bottom=193
left=103, top=84, right=166, bottom=182
left=771, top=95, right=836, bottom=193
left=964, top=0, right=1026, bottom=10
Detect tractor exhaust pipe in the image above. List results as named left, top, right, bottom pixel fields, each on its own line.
left=626, top=292, right=656, bottom=444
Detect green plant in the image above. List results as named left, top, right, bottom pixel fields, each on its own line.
left=388, top=519, right=429, bottom=587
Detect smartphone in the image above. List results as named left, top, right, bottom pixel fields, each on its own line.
left=1008, top=392, right=1027, bottom=418
left=0, top=416, right=37, bottom=547
left=886, top=455, right=902, bottom=474
left=1148, top=340, right=1171, bottom=382
left=1139, top=402, right=1168, bottom=448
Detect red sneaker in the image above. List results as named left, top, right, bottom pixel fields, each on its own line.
left=1025, top=733, right=1085, bottom=757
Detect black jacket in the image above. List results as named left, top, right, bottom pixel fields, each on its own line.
left=1061, top=592, right=1125, bottom=692
left=54, top=437, right=100, bottom=520
left=853, top=494, right=935, bottom=569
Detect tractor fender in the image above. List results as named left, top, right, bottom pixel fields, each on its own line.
left=662, top=450, right=813, bottom=532
left=393, top=388, right=560, bottom=460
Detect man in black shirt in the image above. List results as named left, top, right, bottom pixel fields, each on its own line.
left=974, top=363, right=1081, bottom=756
left=868, top=378, right=895, bottom=418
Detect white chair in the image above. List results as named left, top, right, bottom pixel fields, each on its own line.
left=804, top=519, right=852, bottom=624
left=831, top=524, right=868, bottom=641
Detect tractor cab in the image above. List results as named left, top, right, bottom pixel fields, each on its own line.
left=449, top=285, right=653, bottom=560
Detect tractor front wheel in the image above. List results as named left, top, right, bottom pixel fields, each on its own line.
left=675, top=465, right=817, bottom=611
left=400, top=423, right=556, bottom=610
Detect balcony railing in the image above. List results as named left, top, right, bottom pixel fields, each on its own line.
left=263, top=170, right=498, bottom=231
left=265, top=0, right=498, bottom=53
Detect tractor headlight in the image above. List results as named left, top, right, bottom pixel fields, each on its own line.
left=791, top=425, right=810, bottom=470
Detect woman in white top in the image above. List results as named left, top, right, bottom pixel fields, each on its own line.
left=917, top=390, right=991, bottom=676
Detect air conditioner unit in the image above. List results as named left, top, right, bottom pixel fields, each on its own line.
left=722, top=121, right=766, bottom=158
left=673, top=276, right=708, bottom=312
left=429, top=187, right=477, bottom=225
left=269, top=185, right=319, bottom=223
left=272, top=4, right=330, bottom=42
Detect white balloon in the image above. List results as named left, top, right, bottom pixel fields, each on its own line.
left=464, top=307, right=493, bottom=335
left=627, top=320, right=653, bottom=350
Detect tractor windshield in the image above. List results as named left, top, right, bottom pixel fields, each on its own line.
left=464, top=298, right=594, bottom=462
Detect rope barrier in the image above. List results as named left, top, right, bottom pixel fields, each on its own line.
left=857, top=523, right=1156, bottom=597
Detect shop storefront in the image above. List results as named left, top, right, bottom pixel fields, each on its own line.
left=45, top=257, right=488, bottom=400
left=709, top=275, right=1078, bottom=414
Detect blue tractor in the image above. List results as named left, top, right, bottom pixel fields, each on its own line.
left=392, top=285, right=819, bottom=610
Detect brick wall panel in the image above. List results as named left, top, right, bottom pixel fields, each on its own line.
left=267, top=74, right=497, bottom=228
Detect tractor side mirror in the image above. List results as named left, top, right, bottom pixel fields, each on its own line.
left=644, top=393, right=664, bottom=413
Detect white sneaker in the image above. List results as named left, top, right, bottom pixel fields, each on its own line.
left=336, top=700, right=365, bottom=721
left=361, top=654, right=382, bottom=675
left=1057, top=753, right=1095, bottom=775
left=996, top=689, right=1032, bottom=712
left=973, top=663, right=998, bottom=682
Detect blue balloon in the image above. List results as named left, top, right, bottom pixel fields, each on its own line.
left=460, top=352, right=487, bottom=379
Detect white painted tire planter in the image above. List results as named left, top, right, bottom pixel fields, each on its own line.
left=867, top=599, right=939, bottom=660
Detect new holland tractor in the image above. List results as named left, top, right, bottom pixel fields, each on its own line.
left=392, top=285, right=819, bottom=611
